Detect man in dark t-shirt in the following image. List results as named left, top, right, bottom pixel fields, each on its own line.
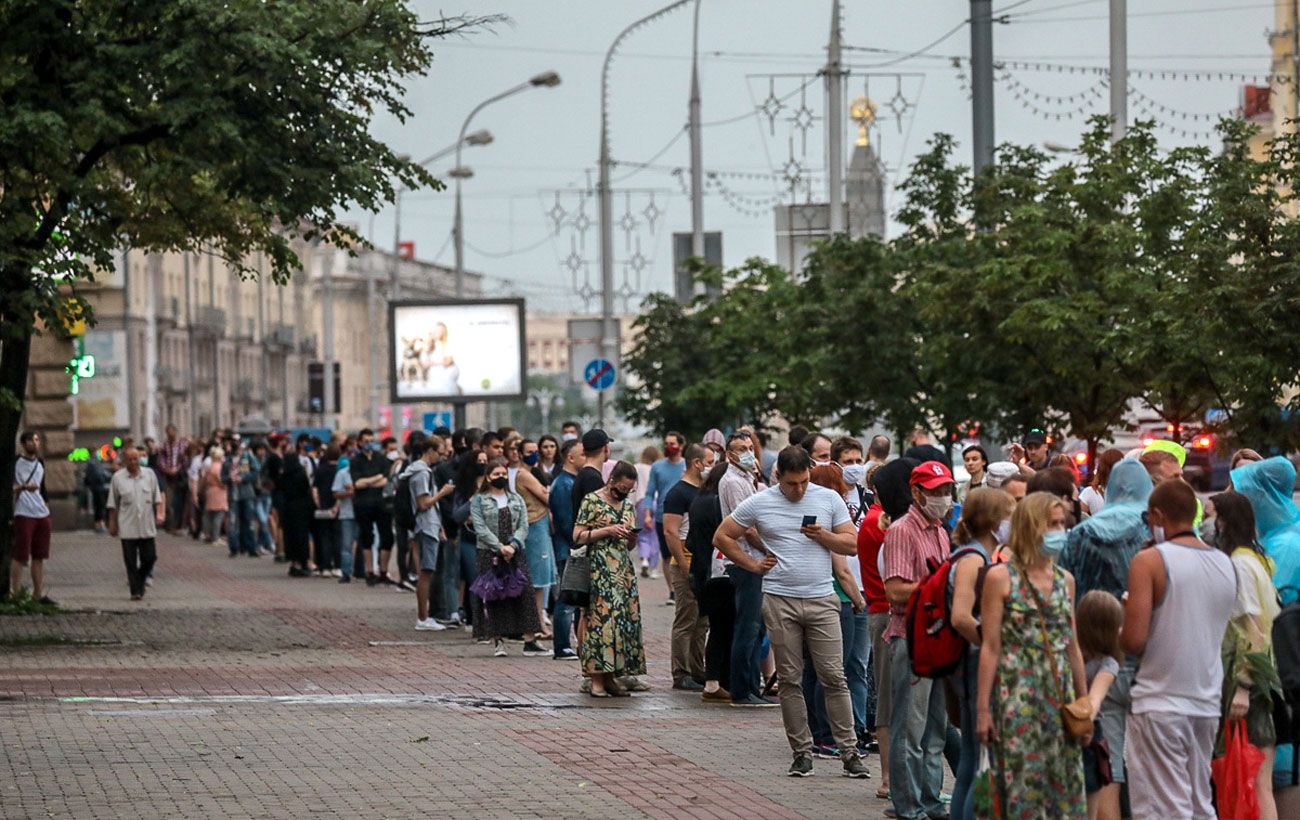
left=660, top=443, right=715, bottom=691
left=349, top=428, right=394, bottom=584
left=571, top=429, right=613, bottom=521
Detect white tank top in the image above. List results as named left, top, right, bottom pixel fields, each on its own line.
left=1130, top=541, right=1236, bottom=718
left=507, top=467, right=519, bottom=493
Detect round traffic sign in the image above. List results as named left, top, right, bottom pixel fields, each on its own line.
left=584, top=358, right=616, bottom=391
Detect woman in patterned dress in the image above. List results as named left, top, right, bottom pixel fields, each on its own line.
left=976, top=492, right=1088, bottom=819
left=572, top=461, right=645, bottom=697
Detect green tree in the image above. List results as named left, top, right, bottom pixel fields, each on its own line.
left=0, top=1, right=490, bottom=584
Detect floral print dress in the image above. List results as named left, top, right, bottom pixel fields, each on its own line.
left=576, top=492, right=646, bottom=677
left=991, top=563, right=1086, bottom=819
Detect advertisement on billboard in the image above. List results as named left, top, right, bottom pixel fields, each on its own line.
left=72, top=329, right=129, bottom=430
left=389, top=299, right=526, bottom=403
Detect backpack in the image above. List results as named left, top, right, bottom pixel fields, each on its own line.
left=393, top=468, right=418, bottom=532
left=1273, top=586, right=1300, bottom=780
left=905, top=545, right=987, bottom=678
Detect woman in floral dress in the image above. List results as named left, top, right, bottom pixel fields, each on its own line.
left=572, top=461, right=645, bottom=697
left=976, top=492, right=1088, bottom=819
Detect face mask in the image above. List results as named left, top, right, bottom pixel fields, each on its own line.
left=609, top=486, right=629, bottom=501
left=1152, top=525, right=1165, bottom=543
left=386, top=451, right=399, bottom=462
left=995, top=519, right=1011, bottom=544
left=366, top=442, right=379, bottom=453
left=523, top=452, right=539, bottom=467
left=1206, top=520, right=1220, bottom=547
left=1041, top=530, right=1068, bottom=558
left=738, top=452, right=757, bottom=471
left=489, top=476, right=509, bottom=490
left=562, top=433, right=578, bottom=442
left=475, top=462, right=488, bottom=476
left=338, top=457, right=349, bottom=470
left=923, top=495, right=952, bottom=521
left=140, top=456, right=149, bottom=467
left=841, top=464, right=866, bottom=486
left=665, top=444, right=681, bottom=458
left=814, top=459, right=831, bottom=467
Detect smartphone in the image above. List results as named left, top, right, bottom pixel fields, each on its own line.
left=801, top=515, right=817, bottom=527
left=628, top=526, right=643, bottom=535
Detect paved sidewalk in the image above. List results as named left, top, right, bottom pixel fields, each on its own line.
left=1, top=530, right=894, bottom=818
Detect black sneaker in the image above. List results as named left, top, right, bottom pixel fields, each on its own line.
left=841, top=753, right=870, bottom=779
left=365, top=574, right=378, bottom=587
left=788, top=753, right=814, bottom=778
left=521, top=641, right=553, bottom=657
left=672, top=678, right=704, bottom=692
left=730, top=693, right=779, bottom=708
left=338, top=575, right=351, bottom=584
left=553, top=648, right=579, bottom=661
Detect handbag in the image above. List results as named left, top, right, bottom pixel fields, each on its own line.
left=1023, top=569, right=1094, bottom=740
left=559, top=546, right=591, bottom=608
left=470, top=553, right=528, bottom=603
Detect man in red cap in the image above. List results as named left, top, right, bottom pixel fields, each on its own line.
left=881, top=460, right=954, bottom=820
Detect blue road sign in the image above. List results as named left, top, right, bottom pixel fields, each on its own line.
left=584, top=358, right=616, bottom=391
left=423, top=411, right=453, bottom=431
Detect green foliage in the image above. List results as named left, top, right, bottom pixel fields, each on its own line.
left=623, top=117, right=1300, bottom=454
left=0, top=589, right=61, bottom=617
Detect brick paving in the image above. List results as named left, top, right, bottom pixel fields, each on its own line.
left=1, top=530, right=895, bottom=818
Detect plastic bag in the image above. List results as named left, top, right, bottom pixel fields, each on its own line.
left=971, top=745, right=1002, bottom=819
left=1211, top=719, right=1264, bottom=820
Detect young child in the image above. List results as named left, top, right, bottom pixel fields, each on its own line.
left=1076, top=590, right=1124, bottom=820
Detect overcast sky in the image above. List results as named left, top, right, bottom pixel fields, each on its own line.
left=346, top=0, right=1276, bottom=311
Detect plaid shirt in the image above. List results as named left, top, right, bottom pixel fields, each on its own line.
left=881, top=505, right=950, bottom=641
left=157, top=438, right=188, bottom=476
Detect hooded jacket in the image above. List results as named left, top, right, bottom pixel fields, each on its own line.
left=1060, top=458, right=1153, bottom=601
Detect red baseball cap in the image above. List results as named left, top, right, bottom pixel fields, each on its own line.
left=910, top=461, right=954, bottom=489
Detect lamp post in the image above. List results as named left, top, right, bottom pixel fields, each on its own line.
left=453, top=72, right=561, bottom=299
left=599, top=3, right=690, bottom=427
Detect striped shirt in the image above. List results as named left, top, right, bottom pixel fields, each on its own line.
left=881, top=506, right=950, bottom=641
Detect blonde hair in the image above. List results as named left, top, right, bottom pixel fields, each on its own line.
left=209, top=446, right=225, bottom=460
left=953, top=487, right=1014, bottom=544
left=1006, top=491, right=1069, bottom=568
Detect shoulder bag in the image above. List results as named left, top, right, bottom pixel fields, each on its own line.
left=1023, top=570, right=1093, bottom=740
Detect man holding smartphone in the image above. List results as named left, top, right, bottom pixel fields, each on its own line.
left=713, top=446, right=869, bottom=779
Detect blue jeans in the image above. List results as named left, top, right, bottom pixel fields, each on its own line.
left=951, top=648, right=980, bottom=820
left=455, top=535, right=479, bottom=617
left=552, top=558, right=575, bottom=654
left=254, top=496, right=273, bottom=550
left=337, top=518, right=357, bottom=578
left=227, top=497, right=256, bottom=555
left=844, top=605, right=871, bottom=735
left=888, top=636, right=948, bottom=820
left=727, top=565, right=766, bottom=701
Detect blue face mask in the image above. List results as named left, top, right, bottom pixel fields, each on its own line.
left=523, top=452, right=539, bottom=467
left=1041, top=530, right=1068, bottom=559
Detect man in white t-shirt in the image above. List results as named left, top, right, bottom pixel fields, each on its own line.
left=11, top=431, right=52, bottom=603
left=714, top=446, right=869, bottom=779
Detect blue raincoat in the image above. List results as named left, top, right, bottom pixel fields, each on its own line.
left=1061, top=458, right=1154, bottom=602
left=1230, top=456, right=1300, bottom=778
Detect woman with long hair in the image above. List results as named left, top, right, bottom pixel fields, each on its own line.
left=949, top=486, right=1014, bottom=820
left=1211, top=490, right=1281, bottom=820
left=633, top=445, right=662, bottom=579
left=469, top=457, right=548, bottom=658
left=1080, top=448, right=1124, bottom=516
left=573, top=461, right=645, bottom=697
left=535, top=434, right=559, bottom=484
left=688, top=457, right=731, bottom=702
left=201, top=447, right=227, bottom=544
left=956, top=445, right=989, bottom=504
left=977, top=492, right=1088, bottom=817
left=508, top=437, right=557, bottom=637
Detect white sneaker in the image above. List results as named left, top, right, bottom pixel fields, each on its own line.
left=415, top=618, right=446, bottom=631
left=331, top=569, right=343, bottom=578
left=493, top=639, right=508, bottom=657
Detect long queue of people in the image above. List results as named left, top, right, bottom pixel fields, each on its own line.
left=31, top=419, right=1300, bottom=818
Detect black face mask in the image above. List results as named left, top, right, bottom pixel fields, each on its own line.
left=609, top=486, right=629, bottom=501
left=489, top=476, right=509, bottom=490
left=475, top=462, right=488, bottom=476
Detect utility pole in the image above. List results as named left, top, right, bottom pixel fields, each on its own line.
left=184, top=253, right=197, bottom=433
left=367, top=225, right=379, bottom=431
left=1109, top=0, right=1127, bottom=142
left=391, top=170, right=404, bottom=303
left=970, top=0, right=995, bottom=173
left=599, top=2, right=690, bottom=427
left=321, top=246, right=336, bottom=430
left=826, top=0, right=846, bottom=233
left=688, top=0, right=705, bottom=270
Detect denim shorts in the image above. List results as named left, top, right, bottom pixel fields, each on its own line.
left=417, top=531, right=440, bottom=572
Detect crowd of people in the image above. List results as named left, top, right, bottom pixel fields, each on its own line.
left=12, top=418, right=1300, bottom=818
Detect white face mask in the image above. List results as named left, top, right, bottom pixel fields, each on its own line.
left=923, top=495, right=952, bottom=521
left=1152, top=525, right=1165, bottom=543
left=995, top=519, right=1012, bottom=544
left=841, top=463, right=866, bottom=487
left=386, top=451, right=399, bottom=462
left=561, top=433, right=578, bottom=442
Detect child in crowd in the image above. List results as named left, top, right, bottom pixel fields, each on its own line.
left=1076, top=590, right=1123, bottom=820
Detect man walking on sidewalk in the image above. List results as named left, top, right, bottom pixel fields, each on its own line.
left=108, top=446, right=165, bottom=601
left=156, top=424, right=188, bottom=534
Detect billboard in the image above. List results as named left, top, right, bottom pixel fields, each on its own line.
left=72, top=329, right=129, bottom=430
left=389, top=299, right=526, bottom=403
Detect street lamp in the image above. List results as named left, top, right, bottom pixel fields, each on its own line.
left=452, top=71, right=562, bottom=299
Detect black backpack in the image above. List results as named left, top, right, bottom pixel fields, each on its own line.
left=1273, top=586, right=1300, bottom=780
left=393, top=469, right=418, bottom=532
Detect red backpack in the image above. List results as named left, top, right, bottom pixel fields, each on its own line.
left=905, top=545, right=987, bottom=678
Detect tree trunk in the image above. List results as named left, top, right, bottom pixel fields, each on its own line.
left=0, top=313, right=34, bottom=596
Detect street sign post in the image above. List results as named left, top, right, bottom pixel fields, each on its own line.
left=584, top=358, right=616, bottom=391
left=423, top=411, right=453, bottom=432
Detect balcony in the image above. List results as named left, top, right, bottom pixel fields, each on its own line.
left=194, top=306, right=226, bottom=336
left=155, top=366, right=187, bottom=396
